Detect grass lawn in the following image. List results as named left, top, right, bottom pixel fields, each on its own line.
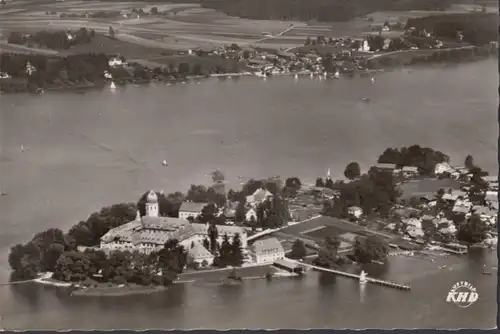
left=180, top=265, right=276, bottom=282
left=65, top=34, right=170, bottom=59
left=399, top=177, right=462, bottom=200
left=281, top=216, right=364, bottom=237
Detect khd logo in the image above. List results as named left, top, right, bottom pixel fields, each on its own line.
left=446, top=281, right=479, bottom=308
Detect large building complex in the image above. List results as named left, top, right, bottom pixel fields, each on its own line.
left=100, top=191, right=248, bottom=254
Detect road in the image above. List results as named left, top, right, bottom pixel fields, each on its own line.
left=367, top=45, right=476, bottom=60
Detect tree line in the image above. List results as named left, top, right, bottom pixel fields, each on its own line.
left=7, top=28, right=96, bottom=50
left=0, top=51, right=241, bottom=93
left=199, top=0, right=451, bottom=23
left=377, top=145, right=449, bottom=176
left=406, top=13, right=498, bottom=46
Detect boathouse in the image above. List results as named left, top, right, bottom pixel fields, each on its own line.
left=273, top=258, right=303, bottom=274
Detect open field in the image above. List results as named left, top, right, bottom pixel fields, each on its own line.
left=399, top=178, right=462, bottom=200
left=304, top=225, right=363, bottom=240
left=0, top=1, right=496, bottom=61
left=280, top=216, right=364, bottom=236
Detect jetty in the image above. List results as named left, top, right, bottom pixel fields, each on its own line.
left=290, top=261, right=411, bottom=291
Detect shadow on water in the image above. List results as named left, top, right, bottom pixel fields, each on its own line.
left=467, top=248, right=495, bottom=270
left=318, top=272, right=337, bottom=286
left=9, top=283, right=41, bottom=307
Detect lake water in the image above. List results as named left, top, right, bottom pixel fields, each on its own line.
left=0, top=59, right=497, bottom=329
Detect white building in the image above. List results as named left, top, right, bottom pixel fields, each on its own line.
left=251, top=237, right=284, bottom=264
left=246, top=188, right=273, bottom=206
left=179, top=201, right=209, bottom=220
left=401, top=166, right=419, bottom=178
left=100, top=190, right=247, bottom=254
left=434, top=162, right=454, bottom=175
left=187, top=241, right=214, bottom=266
left=108, top=57, right=124, bottom=67
left=348, top=206, right=363, bottom=219
left=245, top=208, right=257, bottom=222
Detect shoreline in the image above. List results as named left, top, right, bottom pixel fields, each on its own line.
left=0, top=46, right=495, bottom=95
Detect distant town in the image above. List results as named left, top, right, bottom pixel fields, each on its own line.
left=8, top=145, right=497, bottom=296
left=0, top=10, right=498, bottom=93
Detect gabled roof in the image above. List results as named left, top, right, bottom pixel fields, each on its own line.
left=188, top=242, right=212, bottom=259
left=376, top=163, right=397, bottom=170
left=252, top=237, right=284, bottom=255
left=179, top=201, right=209, bottom=213
left=402, top=166, right=419, bottom=172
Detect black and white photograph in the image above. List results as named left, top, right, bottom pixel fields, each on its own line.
left=0, top=0, right=497, bottom=330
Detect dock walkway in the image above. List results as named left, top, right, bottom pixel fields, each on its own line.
left=290, top=261, right=411, bottom=291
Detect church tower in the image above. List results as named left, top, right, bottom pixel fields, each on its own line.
left=326, top=168, right=331, bottom=180
left=146, top=190, right=159, bottom=217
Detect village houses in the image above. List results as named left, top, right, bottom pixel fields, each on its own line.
left=179, top=201, right=209, bottom=220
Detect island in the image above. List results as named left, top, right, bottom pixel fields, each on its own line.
left=8, top=145, right=497, bottom=295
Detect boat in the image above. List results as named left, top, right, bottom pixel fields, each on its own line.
left=110, top=82, right=116, bottom=90
left=310, top=73, right=314, bottom=78
left=294, top=73, right=299, bottom=79
left=20, top=145, right=25, bottom=153
left=370, top=77, right=375, bottom=84
left=359, top=270, right=367, bottom=284
left=334, top=71, right=340, bottom=79
left=161, top=160, right=168, bottom=167
left=482, top=271, right=492, bottom=275
left=362, top=97, right=370, bottom=103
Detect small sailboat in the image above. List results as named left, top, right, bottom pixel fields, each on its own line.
left=370, top=77, right=375, bottom=84
left=110, top=81, right=116, bottom=90
left=294, top=73, right=299, bottom=79
left=359, top=270, right=367, bottom=284
left=161, top=160, right=168, bottom=167
left=323, top=71, right=327, bottom=78
left=362, top=97, right=370, bottom=103
left=334, top=71, right=340, bottom=79
left=310, top=72, right=314, bottom=78
left=20, top=145, right=25, bottom=153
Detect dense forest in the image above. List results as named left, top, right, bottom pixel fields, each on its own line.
left=198, top=0, right=452, bottom=22
left=406, top=13, right=498, bottom=46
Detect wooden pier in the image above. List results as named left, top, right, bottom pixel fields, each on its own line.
left=291, top=261, right=411, bottom=291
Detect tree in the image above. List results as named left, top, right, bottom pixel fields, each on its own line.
left=213, top=234, right=231, bottom=267
left=108, top=26, right=115, bottom=38
left=202, top=238, right=210, bottom=251
left=289, top=239, right=307, bottom=259
left=325, top=178, right=334, bottom=189
left=150, top=7, right=159, bottom=15
left=285, top=177, right=302, bottom=191
left=178, top=62, right=190, bottom=76
left=207, top=223, right=219, bottom=254
left=352, top=235, right=389, bottom=263
left=235, top=199, right=246, bottom=222
left=229, top=233, right=244, bottom=266
left=344, top=162, right=361, bottom=180
left=158, top=239, right=187, bottom=275
left=313, top=235, right=341, bottom=268
left=464, top=154, right=475, bottom=170
left=315, top=177, right=325, bottom=187
left=186, top=184, right=209, bottom=203
left=456, top=214, right=489, bottom=244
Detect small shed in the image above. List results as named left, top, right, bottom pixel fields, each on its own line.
left=273, top=258, right=303, bottom=274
